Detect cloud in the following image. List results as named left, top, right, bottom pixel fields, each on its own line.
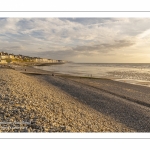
left=34, top=50, right=77, bottom=60
left=0, top=18, right=150, bottom=62
left=35, top=39, right=135, bottom=60
left=73, top=40, right=134, bottom=53
left=0, top=45, right=25, bottom=54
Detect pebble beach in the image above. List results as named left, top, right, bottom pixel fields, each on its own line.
left=1, top=66, right=150, bottom=132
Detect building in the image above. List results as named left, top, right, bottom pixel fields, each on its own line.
left=51, top=59, right=58, bottom=63
left=18, top=54, right=23, bottom=59
left=58, top=60, right=65, bottom=63
left=33, top=57, right=42, bottom=63
left=48, top=59, right=53, bottom=63
left=0, top=51, right=67, bottom=64
left=42, top=58, right=50, bottom=62
left=14, top=55, right=18, bottom=59
left=0, top=52, right=9, bottom=59
left=0, top=52, right=4, bottom=55
left=0, top=55, right=9, bottom=59
left=0, top=59, right=7, bottom=64
left=9, top=54, right=14, bottom=59
left=0, top=52, right=8, bottom=56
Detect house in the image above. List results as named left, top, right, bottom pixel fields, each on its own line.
left=0, top=59, right=7, bottom=64
left=0, top=52, right=4, bottom=55
left=33, top=57, right=42, bottom=62
left=18, top=54, right=23, bottom=59
left=9, top=54, right=14, bottom=59
left=14, top=55, right=19, bottom=59
left=50, top=59, right=54, bottom=63
left=58, top=60, right=65, bottom=63
left=0, top=52, right=9, bottom=59
left=48, top=59, right=53, bottom=63
left=23, top=56, right=29, bottom=59
left=42, top=58, right=49, bottom=62
left=0, top=55, right=8, bottom=59
left=52, top=60, right=58, bottom=63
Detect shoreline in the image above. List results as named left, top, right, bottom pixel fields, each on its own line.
left=33, top=66, right=150, bottom=87
left=13, top=64, right=150, bottom=88
left=3, top=63, right=150, bottom=90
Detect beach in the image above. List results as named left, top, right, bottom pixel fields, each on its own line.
left=0, top=66, right=150, bottom=132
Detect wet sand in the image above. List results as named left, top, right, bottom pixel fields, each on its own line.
left=1, top=66, right=150, bottom=132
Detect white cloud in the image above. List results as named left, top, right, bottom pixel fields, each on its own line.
left=0, top=18, right=150, bottom=62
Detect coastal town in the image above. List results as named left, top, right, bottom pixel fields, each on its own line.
left=0, top=51, right=66, bottom=65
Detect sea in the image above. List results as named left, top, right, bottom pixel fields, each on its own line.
left=34, top=63, right=150, bottom=87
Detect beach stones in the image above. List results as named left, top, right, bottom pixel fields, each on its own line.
left=0, top=68, right=135, bottom=132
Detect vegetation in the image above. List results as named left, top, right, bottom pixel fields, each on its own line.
left=5, top=58, right=12, bottom=63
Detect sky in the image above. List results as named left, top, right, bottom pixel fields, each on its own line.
left=0, top=18, right=150, bottom=63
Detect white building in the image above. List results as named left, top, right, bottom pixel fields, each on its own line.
left=34, top=58, right=42, bottom=62
left=0, top=55, right=9, bottom=59
left=51, top=59, right=58, bottom=63
left=58, top=60, right=66, bottom=63
left=0, top=59, right=7, bottom=64
left=48, top=59, right=53, bottom=63
left=42, top=58, right=49, bottom=62
left=9, top=54, right=14, bottom=59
